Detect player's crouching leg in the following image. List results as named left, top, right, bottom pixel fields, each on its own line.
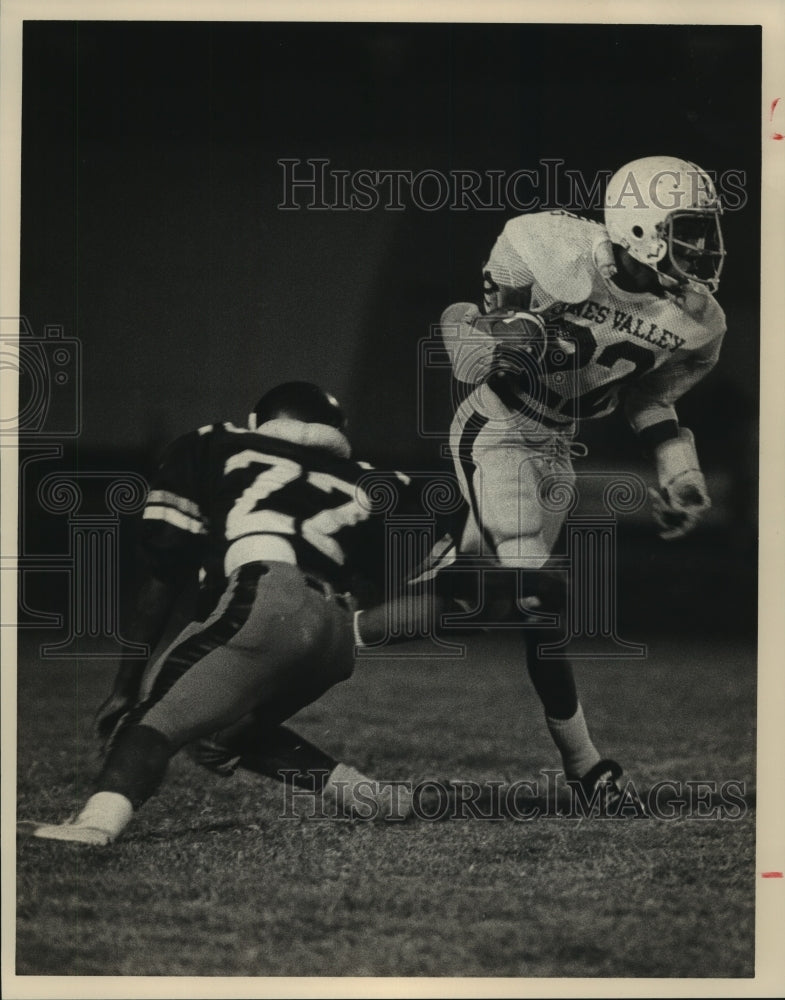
left=18, top=723, right=173, bottom=845
left=189, top=722, right=414, bottom=823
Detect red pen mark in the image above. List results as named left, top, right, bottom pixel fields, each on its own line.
left=761, top=871, right=784, bottom=878
left=771, top=98, right=784, bottom=140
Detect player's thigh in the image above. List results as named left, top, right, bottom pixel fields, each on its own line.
left=141, top=566, right=352, bottom=745
left=137, top=557, right=297, bottom=701
left=469, top=430, right=566, bottom=544
left=233, top=565, right=354, bottom=683
left=138, top=609, right=229, bottom=705
left=233, top=574, right=355, bottom=714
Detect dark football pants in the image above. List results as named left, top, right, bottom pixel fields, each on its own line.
left=135, top=561, right=355, bottom=749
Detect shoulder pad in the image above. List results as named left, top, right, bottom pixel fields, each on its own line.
left=501, top=211, right=607, bottom=303
left=154, top=426, right=204, bottom=475
left=675, top=288, right=727, bottom=337
left=218, top=421, right=253, bottom=435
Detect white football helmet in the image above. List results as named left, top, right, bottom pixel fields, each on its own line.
left=604, top=156, right=725, bottom=292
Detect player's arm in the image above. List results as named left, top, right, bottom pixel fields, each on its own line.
left=436, top=216, right=546, bottom=384
left=95, top=571, right=183, bottom=746
left=347, top=469, right=484, bottom=647
left=624, top=334, right=723, bottom=539
left=482, top=225, right=538, bottom=312
left=95, top=433, right=208, bottom=745
left=440, top=302, right=548, bottom=386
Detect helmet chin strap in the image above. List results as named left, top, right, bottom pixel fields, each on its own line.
left=655, top=268, right=685, bottom=292
left=613, top=246, right=667, bottom=294
left=656, top=256, right=718, bottom=296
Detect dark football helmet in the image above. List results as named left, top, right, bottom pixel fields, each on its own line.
left=251, top=381, right=346, bottom=431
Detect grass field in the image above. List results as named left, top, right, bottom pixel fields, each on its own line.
left=14, top=629, right=756, bottom=981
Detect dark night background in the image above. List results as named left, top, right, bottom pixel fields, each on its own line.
left=17, top=20, right=760, bottom=640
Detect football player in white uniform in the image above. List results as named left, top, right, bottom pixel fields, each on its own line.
left=20, top=382, right=414, bottom=844
left=437, top=156, right=726, bottom=806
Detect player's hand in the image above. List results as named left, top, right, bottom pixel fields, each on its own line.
left=95, top=691, right=135, bottom=752
left=651, top=427, right=711, bottom=539
left=648, top=473, right=711, bottom=540
left=442, top=303, right=548, bottom=384
left=481, top=308, right=549, bottom=366
left=187, top=736, right=242, bottom=777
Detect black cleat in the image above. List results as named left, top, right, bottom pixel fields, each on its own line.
left=571, top=759, right=648, bottom=818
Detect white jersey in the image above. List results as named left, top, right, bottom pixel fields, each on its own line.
left=479, top=211, right=726, bottom=431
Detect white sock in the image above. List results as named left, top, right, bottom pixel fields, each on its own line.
left=324, top=762, right=366, bottom=795
left=75, top=791, right=134, bottom=839
left=546, top=703, right=601, bottom=780
left=495, top=540, right=549, bottom=567
left=352, top=611, right=366, bottom=648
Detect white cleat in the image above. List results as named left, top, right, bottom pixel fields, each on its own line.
left=18, top=820, right=114, bottom=845
left=323, top=764, right=413, bottom=822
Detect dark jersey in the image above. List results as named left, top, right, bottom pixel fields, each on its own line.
left=140, top=421, right=408, bottom=600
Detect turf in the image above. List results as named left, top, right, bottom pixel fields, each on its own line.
left=15, top=631, right=756, bottom=979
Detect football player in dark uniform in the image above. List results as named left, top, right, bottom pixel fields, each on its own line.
left=23, top=382, right=414, bottom=843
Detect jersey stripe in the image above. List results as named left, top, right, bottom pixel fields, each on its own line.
left=225, top=535, right=298, bottom=574
left=124, top=565, right=262, bottom=730
left=457, top=410, right=499, bottom=556
left=143, top=504, right=206, bottom=535
left=487, top=373, right=572, bottom=430
left=146, top=489, right=203, bottom=520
